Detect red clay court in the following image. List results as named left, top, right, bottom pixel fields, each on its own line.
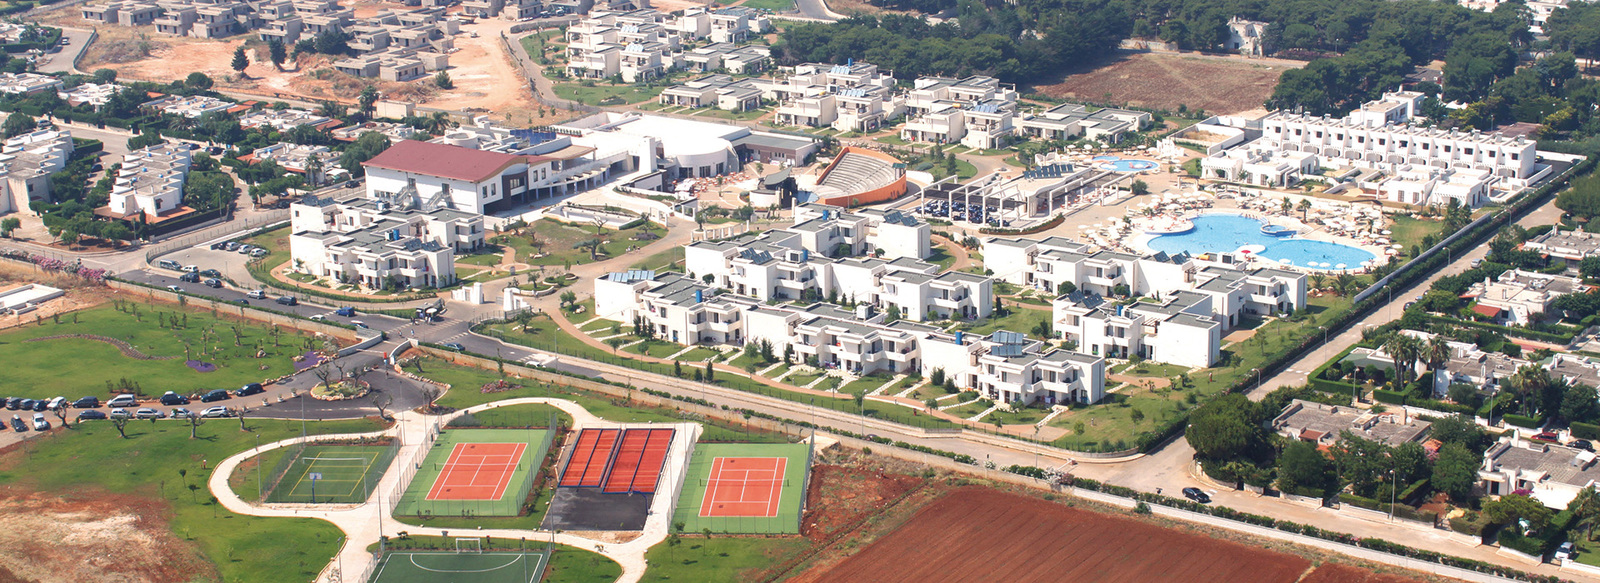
left=425, top=442, right=527, bottom=501
left=699, top=457, right=787, bottom=517
left=559, top=429, right=621, bottom=488
left=602, top=428, right=674, bottom=494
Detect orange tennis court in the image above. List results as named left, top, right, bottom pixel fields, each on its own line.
left=559, top=429, right=621, bottom=488
left=425, top=442, right=528, bottom=501
left=603, top=428, right=674, bottom=494
left=699, top=457, right=787, bottom=517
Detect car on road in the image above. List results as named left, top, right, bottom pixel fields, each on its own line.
left=179, top=272, right=200, bottom=283
left=247, top=289, right=268, bottom=299
left=443, top=342, right=466, bottom=351
left=76, top=410, right=107, bottom=421
left=350, top=320, right=368, bottom=329
left=1182, top=487, right=1211, bottom=504
left=236, top=383, right=264, bottom=397
left=31, top=413, right=48, bottom=431
left=336, top=307, right=356, bottom=317
left=9, top=416, right=24, bottom=432
left=72, top=396, right=98, bottom=408
left=199, top=269, right=222, bottom=278
left=171, top=407, right=194, bottom=419
left=200, top=389, right=231, bottom=403
left=134, top=408, right=164, bottom=420
left=309, top=314, right=326, bottom=321
left=159, top=391, right=189, bottom=406
left=108, top=408, right=130, bottom=420
left=276, top=296, right=298, bottom=306
left=1557, top=541, right=1575, bottom=562
left=204, top=278, right=223, bottom=288
left=1574, top=440, right=1595, bottom=452
left=165, top=285, right=183, bottom=292
left=200, top=406, right=232, bottom=418
left=106, top=394, right=138, bottom=408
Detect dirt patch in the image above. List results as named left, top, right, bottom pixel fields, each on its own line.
left=807, top=487, right=1312, bottom=583
left=1033, top=52, right=1301, bottom=116
left=1301, top=563, right=1424, bottom=583
left=0, top=487, right=213, bottom=583
left=801, top=464, right=924, bottom=543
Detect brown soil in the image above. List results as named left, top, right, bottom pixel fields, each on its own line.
left=0, top=487, right=213, bottom=583
left=808, top=487, right=1313, bottom=583
left=1034, top=52, right=1302, bottom=116
left=801, top=463, right=924, bottom=543
left=1301, top=563, right=1424, bottom=583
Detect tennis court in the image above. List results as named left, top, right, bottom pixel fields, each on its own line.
left=265, top=444, right=397, bottom=504
left=393, top=429, right=554, bottom=517
left=601, top=428, right=673, bottom=494
left=368, top=550, right=548, bottom=583
left=557, top=428, right=619, bottom=488
left=672, top=443, right=810, bottom=534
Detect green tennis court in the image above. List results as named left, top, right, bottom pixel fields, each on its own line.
left=671, top=443, right=810, bottom=534
left=266, top=444, right=397, bottom=504
left=368, top=551, right=548, bottom=583
left=393, top=428, right=554, bottom=517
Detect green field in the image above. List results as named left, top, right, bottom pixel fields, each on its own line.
left=552, top=83, right=662, bottom=106
left=671, top=443, right=810, bottom=534
left=640, top=537, right=810, bottom=582
left=739, top=0, right=793, bottom=8
left=1, top=417, right=384, bottom=583
left=503, top=218, right=663, bottom=268
left=0, top=300, right=327, bottom=399
left=393, top=428, right=554, bottom=518
left=370, top=551, right=549, bottom=583
left=265, top=444, right=397, bottom=504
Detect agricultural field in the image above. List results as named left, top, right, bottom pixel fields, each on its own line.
left=1034, top=52, right=1301, bottom=115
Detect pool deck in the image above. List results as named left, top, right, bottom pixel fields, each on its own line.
left=1124, top=203, right=1389, bottom=273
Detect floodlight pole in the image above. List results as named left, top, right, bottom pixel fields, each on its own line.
left=255, top=433, right=261, bottom=498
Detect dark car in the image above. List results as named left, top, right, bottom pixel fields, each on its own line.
left=236, top=383, right=264, bottom=397
left=200, top=389, right=231, bottom=403
left=204, top=278, right=223, bottom=288
left=199, top=269, right=221, bottom=278
left=9, top=416, right=24, bottom=432
left=179, top=272, right=201, bottom=283
left=1574, top=440, right=1595, bottom=452
left=1536, top=431, right=1561, bottom=442
left=72, top=396, right=99, bottom=408
left=29, top=400, right=46, bottom=412
left=17, top=399, right=35, bottom=411
left=1182, top=487, right=1211, bottom=504
left=76, top=410, right=107, bottom=421
left=336, top=307, right=356, bottom=317
left=3, top=397, right=18, bottom=410
left=276, top=296, right=298, bottom=306
left=159, top=392, right=189, bottom=406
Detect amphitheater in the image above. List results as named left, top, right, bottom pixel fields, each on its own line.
left=808, top=147, right=907, bottom=206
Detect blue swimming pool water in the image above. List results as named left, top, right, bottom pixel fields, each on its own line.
left=1091, top=155, right=1158, bottom=172
left=1148, top=214, right=1376, bottom=268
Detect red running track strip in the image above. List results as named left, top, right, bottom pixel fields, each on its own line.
left=602, top=429, right=651, bottom=493
left=578, top=429, right=621, bottom=487
left=558, top=429, right=601, bottom=487
left=628, top=429, right=674, bottom=494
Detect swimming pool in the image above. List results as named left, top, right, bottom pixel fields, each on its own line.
left=1147, top=213, right=1376, bottom=269
left=1091, top=155, right=1159, bottom=173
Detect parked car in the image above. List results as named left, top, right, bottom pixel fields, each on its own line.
left=1182, top=487, right=1211, bottom=504
left=1574, top=440, right=1596, bottom=452
left=443, top=342, right=466, bottom=351
left=159, top=391, right=189, bottom=406
left=9, top=416, right=24, bottom=432
left=76, top=410, right=107, bottom=421
left=106, top=394, right=138, bottom=408
left=247, top=289, right=268, bottom=300
left=199, top=269, right=221, bottom=278
left=29, top=400, right=46, bottom=412
left=181, top=265, right=198, bottom=273
left=46, top=397, right=65, bottom=410
left=336, top=307, right=356, bottom=317
left=204, top=278, right=223, bottom=288
left=72, top=396, right=98, bottom=408
left=200, top=406, right=232, bottom=418
left=134, top=408, right=164, bottom=420
left=223, top=241, right=239, bottom=251
left=30, top=412, right=47, bottom=431
left=170, top=407, right=194, bottom=419
left=1557, top=541, right=1575, bottom=562
left=276, top=296, right=298, bottom=306
left=179, top=272, right=200, bottom=283
left=236, top=383, right=264, bottom=397
left=250, top=248, right=268, bottom=258
left=200, top=389, right=231, bottom=403
left=2, top=397, right=17, bottom=410
left=16, top=399, right=34, bottom=411
left=1535, top=431, right=1561, bottom=442
left=236, top=245, right=255, bottom=255
left=108, top=408, right=130, bottom=419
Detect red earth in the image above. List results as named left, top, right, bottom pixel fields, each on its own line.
left=1300, top=563, right=1424, bottom=583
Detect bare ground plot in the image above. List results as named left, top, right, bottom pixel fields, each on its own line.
left=0, top=488, right=212, bottom=583
left=1300, top=563, right=1424, bottom=583
left=807, top=487, right=1312, bottom=583
left=1034, top=52, right=1301, bottom=115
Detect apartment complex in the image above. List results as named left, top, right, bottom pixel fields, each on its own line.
left=244, top=142, right=345, bottom=184
left=595, top=270, right=1107, bottom=405
left=565, top=8, right=769, bottom=82
left=329, top=7, right=457, bottom=81
left=83, top=0, right=349, bottom=39
left=238, top=107, right=338, bottom=132
left=1271, top=399, right=1431, bottom=447
left=288, top=194, right=484, bottom=289
left=0, top=129, right=74, bottom=215
left=0, top=72, right=62, bottom=96
left=1523, top=228, right=1600, bottom=262
left=1464, top=269, right=1589, bottom=325
left=102, top=142, right=192, bottom=221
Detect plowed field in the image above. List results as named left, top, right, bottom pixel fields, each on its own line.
left=810, top=487, right=1312, bottom=583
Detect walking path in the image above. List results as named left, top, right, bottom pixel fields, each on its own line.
left=209, top=397, right=697, bottom=583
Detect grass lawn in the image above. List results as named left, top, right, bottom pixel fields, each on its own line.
left=1, top=417, right=384, bottom=583
left=943, top=400, right=993, bottom=418
left=690, top=107, right=768, bottom=121
left=674, top=346, right=723, bottom=362
left=455, top=249, right=504, bottom=267
left=450, top=403, right=573, bottom=429
left=912, top=382, right=954, bottom=401
left=553, top=83, right=663, bottom=106
left=502, top=218, right=664, bottom=268
left=958, top=308, right=1052, bottom=337
left=874, top=135, right=909, bottom=145
left=240, top=225, right=291, bottom=272
left=0, top=301, right=330, bottom=399
left=622, top=339, right=685, bottom=358
left=785, top=370, right=825, bottom=387
left=1388, top=215, right=1446, bottom=251
left=640, top=537, right=811, bottom=582
left=630, top=247, right=685, bottom=271
left=839, top=375, right=893, bottom=396
left=987, top=405, right=1051, bottom=426
left=927, top=245, right=957, bottom=272
left=1119, top=362, right=1192, bottom=379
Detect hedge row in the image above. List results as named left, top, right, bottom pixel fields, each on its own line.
left=1572, top=421, right=1600, bottom=440
left=1422, top=314, right=1577, bottom=345
left=1503, top=413, right=1545, bottom=429
left=1372, top=388, right=1408, bottom=405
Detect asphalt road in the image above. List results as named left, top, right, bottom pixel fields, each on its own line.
left=792, top=0, right=842, bottom=21
left=35, top=27, right=92, bottom=74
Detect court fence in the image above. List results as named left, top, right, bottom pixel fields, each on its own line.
left=388, top=425, right=556, bottom=518
left=262, top=436, right=400, bottom=503
left=386, top=420, right=441, bottom=510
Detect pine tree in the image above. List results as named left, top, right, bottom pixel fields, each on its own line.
left=231, top=46, right=249, bottom=77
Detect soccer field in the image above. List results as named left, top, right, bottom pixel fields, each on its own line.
left=266, top=444, right=397, bottom=504
left=369, top=551, right=548, bottom=583
left=671, top=443, right=810, bottom=534
left=393, top=428, right=554, bottom=517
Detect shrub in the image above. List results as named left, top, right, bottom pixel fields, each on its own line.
left=1502, top=413, right=1543, bottom=429
left=1572, top=421, right=1600, bottom=440
left=1372, top=388, right=1408, bottom=405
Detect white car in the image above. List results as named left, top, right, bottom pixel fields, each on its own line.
left=165, top=285, right=182, bottom=292
left=1557, top=541, right=1575, bottom=562
left=134, top=408, right=164, bottom=419
left=200, top=406, right=231, bottom=418
left=30, top=412, right=47, bottom=431
left=108, top=408, right=130, bottom=419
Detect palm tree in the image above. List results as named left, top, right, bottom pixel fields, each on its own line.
left=1423, top=335, right=1451, bottom=388
left=1297, top=198, right=1312, bottom=220
left=1310, top=273, right=1326, bottom=291
left=1280, top=197, right=1293, bottom=216
left=1383, top=334, right=1421, bottom=386
left=1333, top=273, right=1356, bottom=297
left=1571, top=486, right=1600, bottom=541
left=1510, top=365, right=1550, bottom=416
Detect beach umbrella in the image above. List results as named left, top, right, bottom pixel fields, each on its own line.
left=1336, top=263, right=1347, bottom=269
